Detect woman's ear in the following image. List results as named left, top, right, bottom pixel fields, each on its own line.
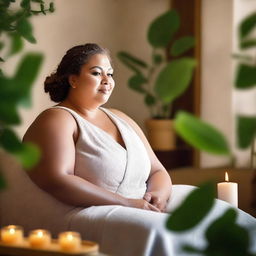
left=68, top=75, right=77, bottom=89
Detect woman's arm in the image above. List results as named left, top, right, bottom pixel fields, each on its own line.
left=23, top=109, right=160, bottom=212
left=110, top=109, right=172, bottom=212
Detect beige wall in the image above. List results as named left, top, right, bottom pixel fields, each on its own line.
left=232, top=0, right=256, bottom=167
left=11, top=0, right=169, bottom=137
left=200, top=0, right=256, bottom=168
left=8, top=0, right=255, bottom=168
left=200, top=0, right=234, bottom=168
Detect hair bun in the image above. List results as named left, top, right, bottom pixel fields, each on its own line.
left=44, top=73, right=70, bottom=102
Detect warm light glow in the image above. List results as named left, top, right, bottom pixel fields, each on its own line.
left=28, top=229, right=51, bottom=248
left=37, top=231, right=43, bottom=237
left=67, top=234, right=74, bottom=241
left=225, top=172, right=229, bottom=182
left=9, top=228, right=15, bottom=234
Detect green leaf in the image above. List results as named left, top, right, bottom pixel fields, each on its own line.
left=49, top=2, right=55, bottom=13
left=0, top=171, right=7, bottom=191
left=240, top=38, right=256, bottom=49
left=15, top=142, right=41, bottom=169
left=155, top=58, right=196, bottom=104
left=239, top=12, right=256, bottom=40
left=0, top=41, right=4, bottom=51
left=0, top=128, right=40, bottom=168
left=148, top=9, right=180, bottom=48
left=166, top=182, right=215, bottom=231
left=16, top=18, right=36, bottom=43
left=40, top=3, right=46, bottom=15
left=9, top=33, right=24, bottom=56
left=235, top=64, right=256, bottom=89
left=13, top=53, right=43, bottom=107
left=152, top=53, right=163, bottom=64
left=128, top=74, right=147, bottom=93
left=117, top=51, right=148, bottom=69
left=171, top=36, right=195, bottom=57
left=20, top=0, right=31, bottom=9
left=205, top=209, right=250, bottom=255
left=174, top=111, right=231, bottom=155
left=0, top=128, right=23, bottom=153
left=182, top=245, right=202, bottom=254
left=144, top=93, right=156, bottom=106
left=0, top=101, right=20, bottom=124
left=237, top=116, right=256, bottom=149
left=0, top=57, right=4, bottom=62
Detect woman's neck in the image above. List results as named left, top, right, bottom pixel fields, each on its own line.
left=59, top=98, right=100, bottom=118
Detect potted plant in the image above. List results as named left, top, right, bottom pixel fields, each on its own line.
left=163, top=13, right=256, bottom=254
left=173, top=11, right=256, bottom=207
left=117, top=9, right=196, bottom=151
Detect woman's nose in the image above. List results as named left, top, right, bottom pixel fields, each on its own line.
left=101, top=74, right=110, bottom=84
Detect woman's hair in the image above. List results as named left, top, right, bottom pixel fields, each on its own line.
left=44, top=43, right=109, bottom=102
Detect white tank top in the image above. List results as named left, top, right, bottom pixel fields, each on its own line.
left=53, top=106, right=151, bottom=199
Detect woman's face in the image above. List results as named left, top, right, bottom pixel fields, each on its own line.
left=69, top=54, right=115, bottom=105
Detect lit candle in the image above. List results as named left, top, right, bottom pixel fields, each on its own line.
left=58, top=231, right=81, bottom=252
left=0, top=225, right=24, bottom=245
left=217, top=172, right=238, bottom=207
left=28, top=229, right=51, bottom=248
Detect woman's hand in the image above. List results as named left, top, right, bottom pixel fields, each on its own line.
left=143, top=191, right=168, bottom=212
left=126, top=198, right=161, bottom=212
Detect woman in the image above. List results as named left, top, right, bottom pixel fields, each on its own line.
left=23, top=43, right=172, bottom=213
left=20, top=44, right=256, bottom=256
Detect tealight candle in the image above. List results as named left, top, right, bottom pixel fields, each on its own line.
left=58, top=231, right=81, bottom=252
left=0, top=225, right=24, bottom=245
left=217, top=172, right=238, bottom=207
left=28, top=229, right=51, bottom=248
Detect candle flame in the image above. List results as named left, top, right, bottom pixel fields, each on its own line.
left=9, top=228, right=15, bottom=234
left=225, top=172, right=229, bottom=182
left=67, top=234, right=73, bottom=241
left=37, top=231, right=43, bottom=237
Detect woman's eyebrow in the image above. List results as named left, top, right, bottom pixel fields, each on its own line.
left=89, top=66, right=113, bottom=71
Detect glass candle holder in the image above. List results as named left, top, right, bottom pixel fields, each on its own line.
left=0, top=225, right=24, bottom=245
left=58, top=231, right=81, bottom=252
left=28, top=229, right=51, bottom=249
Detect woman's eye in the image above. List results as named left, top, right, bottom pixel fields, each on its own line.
left=92, top=71, right=101, bottom=76
left=107, top=73, right=114, bottom=77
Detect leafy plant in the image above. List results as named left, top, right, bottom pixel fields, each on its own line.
left=167, top=182, right=256, bottom=256
left=166, top=11, right=256, bottom=256
left=173, top=11, right=256, bottom=163
left=117, top=10, right=196, bottom=119
left=0, top=0, right=55, bottom=190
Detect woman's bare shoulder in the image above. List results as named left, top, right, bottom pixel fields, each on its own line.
left=23, top=107, right=77, bottom=142
left=108, top=108, right=142, bottom=133
left=108, top=108, right=134, bottom=124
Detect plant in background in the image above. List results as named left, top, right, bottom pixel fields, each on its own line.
left=165, top=11, right=256, bottom=255
left=174, top=11, right=256, bottom=165
left=0, top=0, right=55, bottom=190
left=117, top=9, right=196, bottom=119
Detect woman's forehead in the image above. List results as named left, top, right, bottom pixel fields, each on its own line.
left=88, top=54, right=111, bottom=65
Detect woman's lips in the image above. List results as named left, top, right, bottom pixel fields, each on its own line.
left=98, top=89, right=111, bottom=94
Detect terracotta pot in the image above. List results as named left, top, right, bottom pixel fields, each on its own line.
left=145, top=119, right=176, bottom=151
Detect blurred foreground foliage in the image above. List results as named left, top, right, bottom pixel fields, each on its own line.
left=0, top=0, right=55, bottom=189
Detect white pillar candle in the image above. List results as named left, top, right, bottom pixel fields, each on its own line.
left=217, top=172, right=238, bottom=207
left=58, top=231, right=81, bottom=252
left=0, top=225, right=24, bottom=245
left=28, top=229, right=51, bottom=248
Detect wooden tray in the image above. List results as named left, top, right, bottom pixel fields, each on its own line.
left=0, top=239, right=99, bottom=256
